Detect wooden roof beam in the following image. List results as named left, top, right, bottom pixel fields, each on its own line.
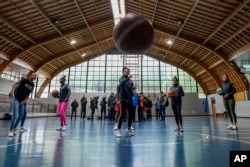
left=215, top=19, right=250, bottom=50
left=0, top=34, right=24, bottom=50
left=74, top=0, right=102, bottom=53
left=33, top=37, right=113, bottom=72
left=30, top=0, right=63, bottom=37
left=176, top=0, right=199, bottom=37
left=0, top=15, right=36, bottom=44
left=203, top=0, right=250, bottom=44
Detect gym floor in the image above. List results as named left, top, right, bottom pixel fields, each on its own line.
left=0, top=116, right=249, bottom=167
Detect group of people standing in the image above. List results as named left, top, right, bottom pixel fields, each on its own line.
left=7, top=67, right=238, bottom=138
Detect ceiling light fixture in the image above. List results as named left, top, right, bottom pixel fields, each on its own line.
left=81, top=53, right=86, bottom=57
left=110, top=0, right=125, bottom=25
left=166, top=39, right=173, bottom=45
left=70, top=40, right=76, bottom=45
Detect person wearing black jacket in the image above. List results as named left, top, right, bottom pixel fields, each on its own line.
left=8, top=73, right=37, bottom=137
left=100, top=96, right=107, bottom=119
left=169, top=76, right=185, bottom=132
left=71, top=99, right=78, bottom=119
left=218, top=74, right=237, bottom=130
left=80, top=94, right=87, bottom=118
left=116, top=67, right=135, bottom=137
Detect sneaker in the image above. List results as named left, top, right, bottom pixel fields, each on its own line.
left=113, top=123, right=118, bottom=130
left=131, top=126, right=134, bottom=130
left=180, top=128, right=184, bottom=132
left=56, top=126, right=63, bottom=131
left=20, top=127, right=27, bottom=131
left=8, top=131, right=14, bottom=137
left=128, top=129, right=134, bottom=136
left=62, top=126, right=67, bottom=131
left=174, top=127, right=180, bottom=132
left=232, top=125, right=237, bottom=130
left=116, top=129, right=122, bottom=137
left=226, top=125, right=233, bottom=129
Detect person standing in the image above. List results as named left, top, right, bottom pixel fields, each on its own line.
left=154, top=97, right=160, bottom=120
left=138, top=92, right=144, bottom=121
left=71, top=99, right=78, bottom=120
left=100, top=96, right=107, bottom=119
left=9, top=76, right=28, bottom=131
left=108, top=92, right=116, bottom=121
left=80, top=94, right=87, bottom=118
left=159, top=91, right=167, bottom=121
left=116, top=67, right=135, bottom=137
left=56, top=75, right=71, bottom=131
left=8, top=73, right=37, bottom=137
left=169, top=76, right=184, bottom=132
left=218, top=74, right=237, bottom=130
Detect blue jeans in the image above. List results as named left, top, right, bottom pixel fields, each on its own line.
left=21, top=103, right=27, bottom=127
left=159, top=105, right=166, bottom=120
left=9, top=98, right=25, bottom=131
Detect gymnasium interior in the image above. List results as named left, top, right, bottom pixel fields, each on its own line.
left=0, top=1, right=250, bottom=167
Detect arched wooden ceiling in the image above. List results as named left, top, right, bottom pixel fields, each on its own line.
left=0, top=0, right=249, bottom=96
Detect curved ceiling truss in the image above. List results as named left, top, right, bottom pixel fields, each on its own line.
left=0, top=0, right=249, bottom=97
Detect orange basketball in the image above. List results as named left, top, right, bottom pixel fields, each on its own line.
left=51, top=90, right=59, bottom=98
left=167, top=90, right=175, bottom=97
left=113, top=13, right=154, bottom=54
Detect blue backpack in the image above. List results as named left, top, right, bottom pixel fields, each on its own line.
left=132, top=93, right=138, bottom=106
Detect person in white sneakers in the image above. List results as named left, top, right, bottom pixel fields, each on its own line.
left=56, top=75, right=71, bottom=131
left=218, top=74, right=237, bottom=130
left=8, top=73, right=37, bottom=137
left=116, top=67, right=136, bottom=137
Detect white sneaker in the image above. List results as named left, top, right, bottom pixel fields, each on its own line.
left=8, top=131, right=14, bottom=137
left=62, top=126, right=67, bottom=131
left=232, top=125, right=237, bottom=130
left=20, top=127, right=27, bottom=131
left=131, top=126, right=134, bottom=130
left=113, top=123, right=118, bottom=130
left=56, top=126, right=63, bottom=131
left=226, top=125, right=233, bottom=129
left=116, top=130, right=122, bottom=137
left=128, top=129, right=134, bottom=136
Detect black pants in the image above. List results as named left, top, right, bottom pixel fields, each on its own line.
left=118, top=100, right=134, bottom=129
left=109, top=108, right=115, bottom=120
left=172, top=102, right=183, bottom=126
left=138, top=106, right=144, bottom=121
left=71, top=109, right=77, bottom=119
left=81, top=107, right=86, bottom=118
left=100, top=108, right=106, bottom=118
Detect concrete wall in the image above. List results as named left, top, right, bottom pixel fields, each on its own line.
left=0, top=78, right=14, bottom=95
left=207, top=93, right=250, bottom=118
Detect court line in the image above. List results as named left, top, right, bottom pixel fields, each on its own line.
left=192, top=132, right=250, bottom=144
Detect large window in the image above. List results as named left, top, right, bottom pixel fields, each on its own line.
left=44, top=54, right=203, bottom=97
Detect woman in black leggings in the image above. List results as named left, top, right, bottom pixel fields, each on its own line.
left=170, top=76, right=185, bottom=132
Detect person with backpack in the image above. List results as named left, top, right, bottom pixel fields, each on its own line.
left=159, top=91, right=168, bottom=121
left=169, top=76, right=184, bottom=132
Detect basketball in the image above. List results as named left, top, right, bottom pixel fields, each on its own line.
left=51, top=90, right=59, bottom=98
left=167, top=90, right=175, bottom=97
left=216, top=88, right=222, bottom=94
left=113, top=13, right=154, bottom=54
